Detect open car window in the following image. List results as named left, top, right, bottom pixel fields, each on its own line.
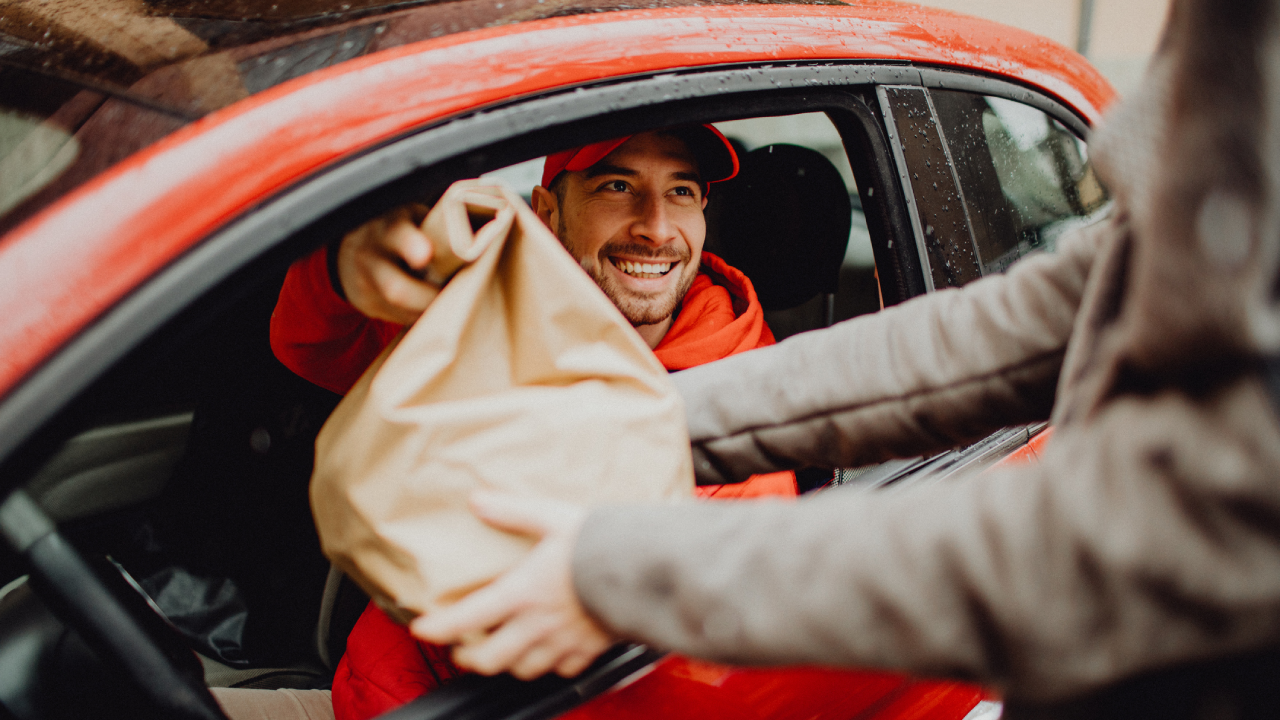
left=0, top=60, right=1100, bottom=720
left=479, top=112, right=880, bottom=343
left=0, top=77, right=899, bottom=702
left=712, top=113, right=878, bottom=338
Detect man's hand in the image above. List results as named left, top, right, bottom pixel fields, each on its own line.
left=412, top=492, right=617, bottom=680
left=336, top=204, right=440, bottom=325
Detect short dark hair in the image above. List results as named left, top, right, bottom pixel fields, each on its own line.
left=548, top=172, right=569, bottom=207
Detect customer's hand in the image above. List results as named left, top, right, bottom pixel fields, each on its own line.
left=336, top=204, right=440, bottom=325
left=412, top=492, right=617, bottom=680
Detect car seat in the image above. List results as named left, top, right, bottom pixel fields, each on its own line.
left=705, top=144, right=854, bottom=491
left=705, top=143, right=853, bottom=330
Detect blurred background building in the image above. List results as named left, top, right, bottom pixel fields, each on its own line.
left=913, top=0, right=1172, bottom=96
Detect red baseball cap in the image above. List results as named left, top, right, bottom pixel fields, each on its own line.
left=540, top=124, right=739, bottom=189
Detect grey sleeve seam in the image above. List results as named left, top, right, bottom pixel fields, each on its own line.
left=689, top=347, right=1066, bottom=445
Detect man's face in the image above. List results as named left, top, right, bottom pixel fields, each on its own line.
left=539, top=132, right=709, bottom=327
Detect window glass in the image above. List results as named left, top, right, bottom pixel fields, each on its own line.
left=882, top=86, right=982, bottom=289
left=0, top=108, right=80, bottom=218
left=931, top=90, right=1110, bottom=274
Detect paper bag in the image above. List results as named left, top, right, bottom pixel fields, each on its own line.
left=310, top=180, right=694, bottom=621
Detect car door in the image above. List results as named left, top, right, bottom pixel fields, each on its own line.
left=0, top=58, right=1092, bottom=720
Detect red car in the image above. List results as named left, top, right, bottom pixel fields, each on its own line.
left=0, top=1, right=1112, bottom=719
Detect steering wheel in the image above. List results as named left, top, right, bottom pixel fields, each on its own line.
left=0, top=490, right=226, bottom=720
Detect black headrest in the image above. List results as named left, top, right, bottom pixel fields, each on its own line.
left=709, top=144, right=852, bottom=311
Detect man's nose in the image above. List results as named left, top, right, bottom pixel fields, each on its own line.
left=631, top=193, right=678, bottom=245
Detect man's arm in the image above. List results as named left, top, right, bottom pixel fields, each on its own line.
left=270, top=206, right=439, bottom=394
left=675, top=219, right=1106, bottom=485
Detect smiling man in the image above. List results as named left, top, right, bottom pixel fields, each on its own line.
left=534, top=129, right=719, bottom=348
left=268, top=124, right=796, bottom=720
left=269, top=125, right=778, bottom=388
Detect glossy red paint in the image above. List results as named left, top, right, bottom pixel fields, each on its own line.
left=558, top=656, right=991, bottom=720
left=995, top=427, right=1056, bottom=467
left=0, top=2, right=1114, bottom=401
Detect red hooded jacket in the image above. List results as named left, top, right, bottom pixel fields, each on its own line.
left=269, top=247, right=798, bottom=720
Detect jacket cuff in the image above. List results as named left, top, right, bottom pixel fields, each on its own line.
left=327, top=240, right=348, bottom=301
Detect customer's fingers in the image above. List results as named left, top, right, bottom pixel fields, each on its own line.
left=469, top=491, right=582, bottom=538
left=412, top=578, right=517, bottom=645
left=555, top=649, right=601, bottom=678
left=515, top=622, right=613, bottom=680
left=508, top=640, right=568, bottom=681
left=507, top=617, right=598, bottom=680
left=453, top=612, right=554, bottom=676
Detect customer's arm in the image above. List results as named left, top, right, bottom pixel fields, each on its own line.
left=676, top=220, right=1105, bottom=485
left=575, top=373, right=1280, bottom=702
left=419, top=371, right=1280, bottom=701
left=413, top=221, right=1112, bottom=687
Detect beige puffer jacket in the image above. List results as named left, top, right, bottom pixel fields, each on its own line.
left=573, top=0, right=1280, bottom=708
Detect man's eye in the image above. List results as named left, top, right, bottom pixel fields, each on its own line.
left=602, top=180, right=629, bottom=192
left=672, top=186, right=699, bottom=198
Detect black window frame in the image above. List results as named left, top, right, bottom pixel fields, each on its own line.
left=879, top=70, right=1096, bottom=292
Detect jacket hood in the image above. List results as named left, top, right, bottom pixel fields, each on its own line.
left=653, top=251, right=774, bottom=371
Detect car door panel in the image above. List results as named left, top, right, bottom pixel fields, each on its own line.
left=24, top=412, right=192, bottom=523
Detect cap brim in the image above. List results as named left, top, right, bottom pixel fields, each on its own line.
left=668, top=124, right=739, bottom=184
left=542, top=124, right=739, bottom=188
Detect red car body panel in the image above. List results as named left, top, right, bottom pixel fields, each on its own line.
left=561, top=657, right=991, bottom=720
left=0, top=2, right=1113, bottom=402
left=996, top=427, right=1056, bottom=467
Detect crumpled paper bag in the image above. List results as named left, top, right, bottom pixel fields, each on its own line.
left=310, top=180, right=694, bottom=621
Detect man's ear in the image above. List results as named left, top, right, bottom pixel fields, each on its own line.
left=531, top=186, right=559, bottom=231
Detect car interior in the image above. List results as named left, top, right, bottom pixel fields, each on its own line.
left=0, top=105, right=900, bottom=719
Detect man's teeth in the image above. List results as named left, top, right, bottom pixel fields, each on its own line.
left=615, top=259, right=674, bottom=278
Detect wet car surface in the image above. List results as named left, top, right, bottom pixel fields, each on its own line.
left=0, top=1, right=1112, bottom=718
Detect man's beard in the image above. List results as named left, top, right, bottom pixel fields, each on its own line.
left=561, top=226, right=698, bottom=327
left=587, top=247, right=699, bottom=326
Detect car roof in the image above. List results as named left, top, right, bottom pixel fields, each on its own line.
left=3, top=0, right=861, bottom=120
left=1, top=0, right=1113, bottom=233
left=3, top=0, right=1112, bottom=120
left=1, top=0, right=1111, bottom=231
left=2, top=0, right=1076, bottom=106
left=0, top=1, right=1114, bottom=413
